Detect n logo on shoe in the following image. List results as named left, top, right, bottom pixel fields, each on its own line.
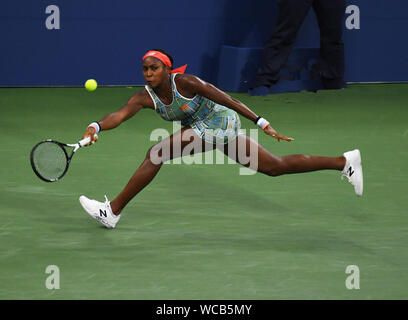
left=99, top=209, right=107, bottom=218
left=348, top=166, right=355, bottom=177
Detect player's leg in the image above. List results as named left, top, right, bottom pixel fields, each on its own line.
left=220, top=134, right=345, bottom=176
left=109, top=126, right=210, bottom=215
left=220, top=134, right=362, bottom=195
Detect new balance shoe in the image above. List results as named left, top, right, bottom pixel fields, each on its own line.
left=79, top=195, right=120, bottom=228
left=341, top=149, right=363, bottom=196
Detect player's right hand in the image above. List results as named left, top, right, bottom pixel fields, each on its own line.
left=82, top=127, right=99, bottom=146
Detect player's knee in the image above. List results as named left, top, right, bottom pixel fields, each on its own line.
left=266, top=168, right=283, bottom=177
left=264, top=157, right=285, bottom=177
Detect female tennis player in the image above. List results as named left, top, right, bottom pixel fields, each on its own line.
left=79, top=49, right=363, bottom=229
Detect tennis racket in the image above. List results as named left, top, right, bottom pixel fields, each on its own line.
left=30, top=135, right=97, bottom=182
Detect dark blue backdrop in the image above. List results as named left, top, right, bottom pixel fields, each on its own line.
left=1, top=0, right=407, bottom=87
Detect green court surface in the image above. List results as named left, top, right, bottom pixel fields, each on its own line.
left=0, top=84, right=407, bottom=299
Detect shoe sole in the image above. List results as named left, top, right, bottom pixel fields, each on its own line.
left=353, top=150, right=363, bottom=196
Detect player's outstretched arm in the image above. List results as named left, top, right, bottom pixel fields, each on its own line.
left=176, top=74, right=293, bottom=142
left=82, top=90, right=154, bottom=145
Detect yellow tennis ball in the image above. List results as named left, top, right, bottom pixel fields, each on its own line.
left=85, top=79, right=97, bottom=92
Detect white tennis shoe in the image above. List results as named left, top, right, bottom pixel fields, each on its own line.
left=341, top=149, right=363, bottom=196
left=79, top=195, right=120, bottom=228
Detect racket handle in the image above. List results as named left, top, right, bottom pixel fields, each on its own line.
left=78, top=134, right=98, bottom=147
left=78, top=137, right=91, bottom=147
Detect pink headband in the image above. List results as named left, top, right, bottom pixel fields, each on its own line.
left=142, top=50, right=187, bottom=74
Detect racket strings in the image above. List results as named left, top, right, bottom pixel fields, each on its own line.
left=32, top=142, right=69, bottom=181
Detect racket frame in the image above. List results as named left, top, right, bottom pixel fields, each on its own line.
left=30, top=136, right=92, bottom=182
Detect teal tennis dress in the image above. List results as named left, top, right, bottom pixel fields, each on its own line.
left=145, top=73, right=241, bottom=144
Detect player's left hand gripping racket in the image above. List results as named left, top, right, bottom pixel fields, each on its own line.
left=30, top=135, right=97, bottom=182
